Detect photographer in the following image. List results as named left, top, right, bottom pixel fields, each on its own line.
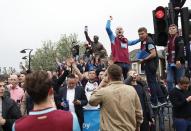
left=124, top=70, right=154, bottom=131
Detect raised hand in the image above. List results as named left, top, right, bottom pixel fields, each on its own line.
left=85, top=26, right=88, bottom=32
left=186, top=96, right=191, bottom=102
left=73, top=99, right=81, bottom=105
left=0, top=116, right=6, bottom=125
left=110, top=16, right=113, bottom=21
left=70, top=57, right=75, bottom=65
left=174, top=7, right=180, bottom=10
left=66, top=58, right=72, bottom=67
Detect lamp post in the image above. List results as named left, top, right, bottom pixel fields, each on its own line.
left=20, top=49, right=33, bottom=71
left=22, top=56, right=28, bottom=60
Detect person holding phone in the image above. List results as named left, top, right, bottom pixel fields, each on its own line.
left=57, top=74, right=88, bottom=130
left=89, top=64, right=143, bottom=131
left=105, top=16, right=140, bottom=79
left=124, top=70, right=154, bottom=131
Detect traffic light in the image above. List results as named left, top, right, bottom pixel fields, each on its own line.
left=153, top=6, right=169, bottom=46
left=181, top=7, right=191, bottom=45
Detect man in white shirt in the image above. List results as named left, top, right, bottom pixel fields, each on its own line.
left=56, top=74, right=88, bottom=130
left=82, top=70, right=99, bottom=109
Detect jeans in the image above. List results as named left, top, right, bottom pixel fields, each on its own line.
left=167, top=64, right=185, bottom=92
left=144, top=64, right=165, bottom=105
left=115, top=62, right=131, bottom=79
left=174, top=118, right=191, bottom=131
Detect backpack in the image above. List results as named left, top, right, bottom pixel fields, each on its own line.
left=144, top=37, right=159, bottom=71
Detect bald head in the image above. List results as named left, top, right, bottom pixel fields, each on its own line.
left=115, top=26, right=124, bottom=36
left=10, top=74, right=19, bottom=86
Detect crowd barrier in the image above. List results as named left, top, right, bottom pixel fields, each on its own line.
left=82, top=103, right=174, bottom=131
left=83, top=109, right=100, bottom=131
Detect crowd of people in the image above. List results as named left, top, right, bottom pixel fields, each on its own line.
left=0, top=16, right=190, bottom=131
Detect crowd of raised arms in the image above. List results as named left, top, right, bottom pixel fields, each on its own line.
left=0, top=15, right=190, bottom=131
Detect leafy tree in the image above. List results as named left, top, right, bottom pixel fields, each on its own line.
left=31, top=40, right=57, bottom=71
left=0, top=67, right=16, bottom=75
left=30, top=33, right=84, bottom=71
left=56, top=33, right=79, bottom=61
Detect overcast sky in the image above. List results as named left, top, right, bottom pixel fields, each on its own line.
left=0, top=0, right=190, bottom=71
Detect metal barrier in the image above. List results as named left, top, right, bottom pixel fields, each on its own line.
left=152, top=102, right=175, bottom=131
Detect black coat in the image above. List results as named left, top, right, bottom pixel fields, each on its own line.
left=169, top=87, right=191, bottom=118
left=52, top=70, right=69, bottom=94
left=56, top=86, right=88, bottom=129
left=1, top=96, right=21, bottom=131
left=142, top=36, right=159, bottom=72
left=174, top=36, right=185, bottom=64
left=124, top=77, right=153, bottom=122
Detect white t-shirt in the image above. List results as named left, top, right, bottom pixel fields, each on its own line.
left=84, top=81, right=99, bottom=110
left=66, top=87, right=75, bottom=113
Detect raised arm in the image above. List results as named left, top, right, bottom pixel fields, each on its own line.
left=72, top=64, right=84, bottom=81
left=84, top=26, right=93, bottom=44
left=106, top=19, right=115, bottom=44
left=89, top=88, right=104, bottom=106
left=128, top=39, right=140, bottom=46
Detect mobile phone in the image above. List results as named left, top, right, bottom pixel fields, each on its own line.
left=85, top=26, right=88, bottom=31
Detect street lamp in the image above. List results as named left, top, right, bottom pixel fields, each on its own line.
left=22, top=56, right=28, bottom=60
left=20, top=49, right=33, bottom=71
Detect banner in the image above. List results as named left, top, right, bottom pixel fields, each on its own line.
left=83, top=109, right=100, bottom=131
